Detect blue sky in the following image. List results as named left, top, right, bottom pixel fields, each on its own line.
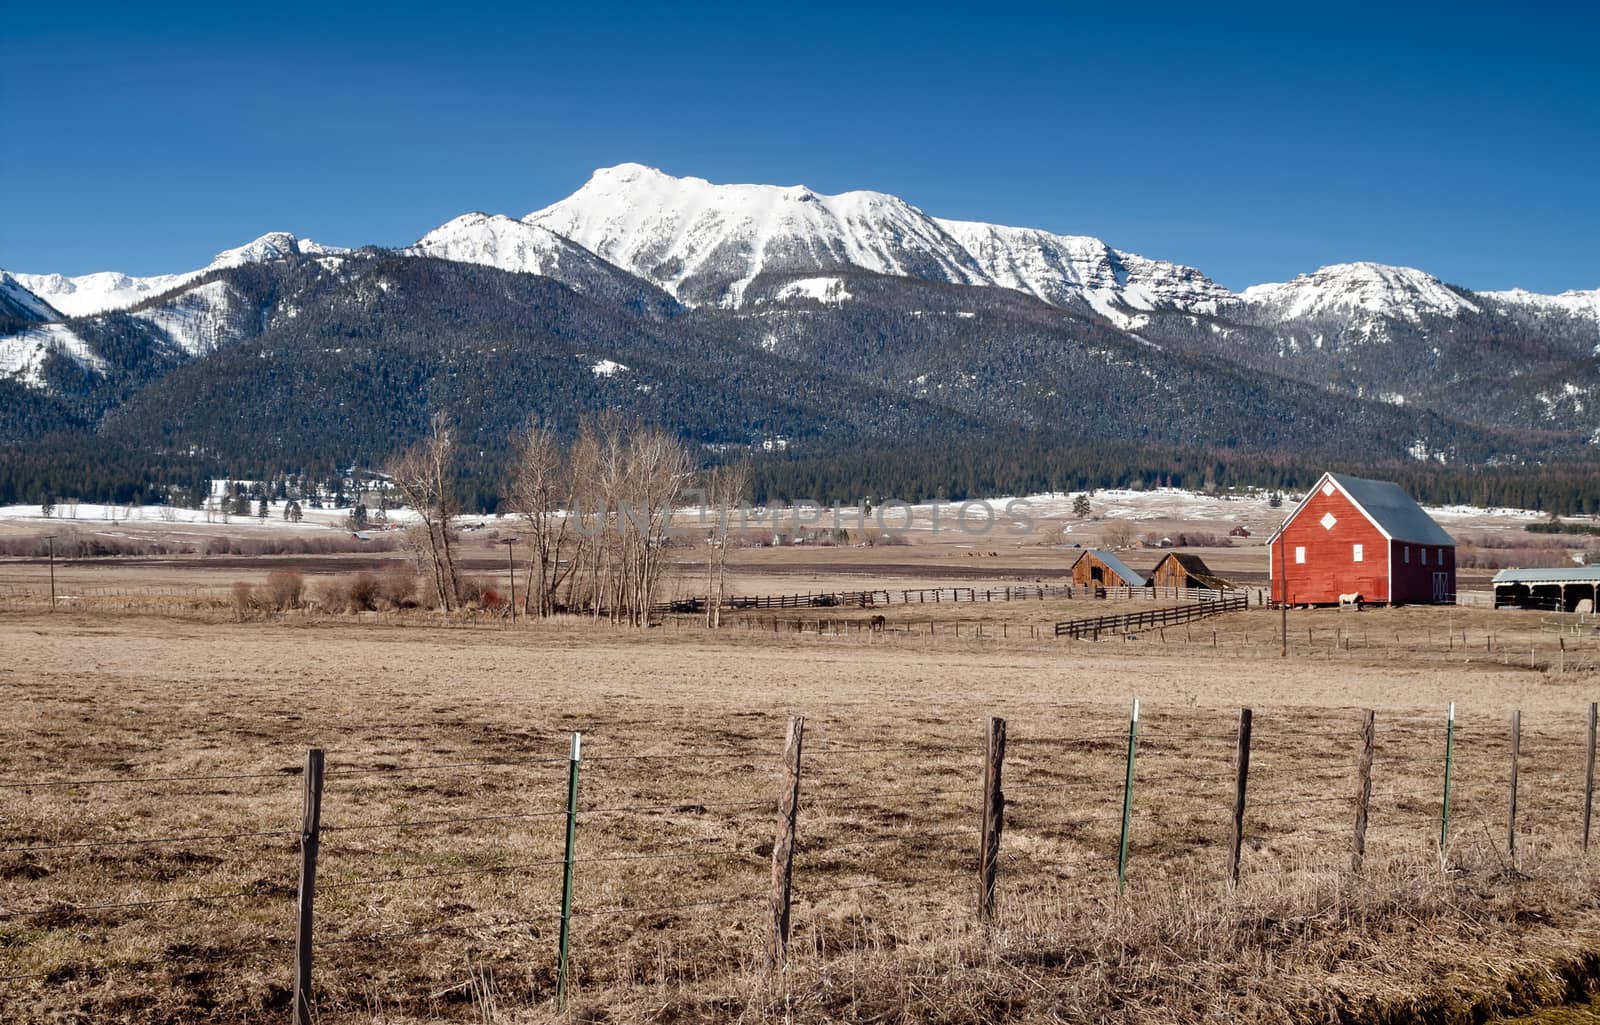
left=3, top=3, right=1596, bottom=292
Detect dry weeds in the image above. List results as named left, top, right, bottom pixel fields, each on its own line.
left=0, top=608, right=1597, bottom=1024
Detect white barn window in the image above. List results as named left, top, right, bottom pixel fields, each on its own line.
left=1404, top=546, right=1410, bottom=563
left=1353, top=543, right=1363, bottom=562
left=1295, top=546, right=1306, bottom=564
left=1422, top=548, right=1428, bottom=566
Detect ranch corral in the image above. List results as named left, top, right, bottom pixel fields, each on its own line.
left=2, top=494, right=1599, bottom=1025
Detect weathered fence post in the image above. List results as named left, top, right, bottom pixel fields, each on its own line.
left=557, top=732, right=582, bottom=1010
left=1228, top=707, right=1253, bottom=885
left=766, top=716, right=805, bottom=968
left=978, top=716, right=1007, bottom=920
left=1586, top=702, right=1597, bottom=852
left=1117, top=699, right=1139, bottom=895
left=294, top=747, right=325, bottom=1025
left=1508, top=711, right=1521, bottom=869
left=1440, top=703, right=1455, bottom=858
left=1352, top=710, right=1375, bottom=874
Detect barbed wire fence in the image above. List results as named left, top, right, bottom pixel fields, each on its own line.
left=0, top=701, right=1596, bottom=1018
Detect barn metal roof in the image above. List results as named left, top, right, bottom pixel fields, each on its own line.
left=1318, top=473, right=1456, bottom=546
left=1085, top=550, right=1148, bottom=587
left=1491, top=567, right=1600, bottom=585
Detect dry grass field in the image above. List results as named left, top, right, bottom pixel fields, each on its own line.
left=2, top=596, right=1599, bottom=1025
left=1, top=494, right=1598, bottom=1024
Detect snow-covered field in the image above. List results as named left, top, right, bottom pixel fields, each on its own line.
left=0, top=487, right=1565, bottom=543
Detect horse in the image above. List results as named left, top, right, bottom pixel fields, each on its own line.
left=868, top=614, right=887, bottom=633
left=1339, top=592, right=1364, bottom=611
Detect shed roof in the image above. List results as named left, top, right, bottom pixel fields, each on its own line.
left=1080, top=550, right=1148, bottom=587
left=1153, top=551, right=1237, bottom=590
left=1491, top=567, right=1600, bottom=585
left=1271, top=472, right=1455, bottom=547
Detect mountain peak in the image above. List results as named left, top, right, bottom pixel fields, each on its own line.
left=524, top=165, right=985, bottom=306
left=1240, top=260, right=1479, bottom=322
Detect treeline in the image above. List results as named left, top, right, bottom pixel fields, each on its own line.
left=743, top=438, right=1600, bottom=515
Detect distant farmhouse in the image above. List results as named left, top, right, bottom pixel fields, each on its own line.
left=1269, top=472, right=1456, bottom=606
left=1070, top=550, right=1148, bottom=589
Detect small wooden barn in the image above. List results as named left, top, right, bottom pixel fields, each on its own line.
left=1268, top=472, right=1456, bottom=606
left=1070, top=550, right=1148, bottom=589
left=1149, top=552, right=1235, bottom=591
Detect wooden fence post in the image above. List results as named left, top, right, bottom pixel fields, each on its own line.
left=1508, top=710, right=1521, bottom=869
left=978, top=716, right=1007, bottom=920
left=1228, top=707, right=1253, bottom=885
left=1585, top=701, right=1597, bottom=852
left=294, top=747, right=325, bottom=1025
left=1352, top=710, right=1375, bottom=874
left=766, top=716, right=805, bottom=968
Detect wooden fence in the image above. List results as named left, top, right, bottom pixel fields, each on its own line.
left=1054, top=593, right=1249, bottom=639
left=2, top=702, right=1596, bottom=1018
left=656, top=583, right=1246, bottom=615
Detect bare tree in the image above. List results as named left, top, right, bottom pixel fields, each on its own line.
left=388, top=413, right=461, bottom=612
left=507, top=420, right=581, bottom=617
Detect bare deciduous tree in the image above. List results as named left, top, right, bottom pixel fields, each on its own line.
left=388, top=413, right=461, bottom=612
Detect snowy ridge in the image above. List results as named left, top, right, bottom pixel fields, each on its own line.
left=8, top=232, right=342, bottom=318
left=0, top=273, right=60, bottom=322
left=936, top=219, right=1231, bottom=324
left=1480, top=287, right=1600, bottom=323
left=1239, top=262, right=1481, bottom=323
left=523, top=163, right=991, bottom=307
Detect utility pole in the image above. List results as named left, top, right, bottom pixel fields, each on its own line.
left=1278, top=533, right=1287, bottom=658
left=500, top=537, right=519, bottom=623
left=43, top=534, right=57, bottom=611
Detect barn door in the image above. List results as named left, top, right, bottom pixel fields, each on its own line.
left=1432, top=572, right=1449, bottom=604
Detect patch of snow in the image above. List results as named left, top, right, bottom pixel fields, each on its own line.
left=0, top=323, right=105, bottom=386
left=772, top=276, right=853, bottom=305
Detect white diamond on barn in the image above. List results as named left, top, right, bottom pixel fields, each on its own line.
left=1322, top=482, right=1335, bottom=496
left=1320, top=512, right=1337, bottom=530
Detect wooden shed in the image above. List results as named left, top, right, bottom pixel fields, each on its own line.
left=1150, top=552, right=1235, bottom=591
left=1070, top=550, right=1148, bottom=589
left=1491, top=567, right=1600, bottom=612
left=1268, top=472, right=1456, bottom=606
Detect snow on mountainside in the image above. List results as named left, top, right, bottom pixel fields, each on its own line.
left=936, top=219, right=1232, bottom=325
left=128, top=280, right=246, bottom=357
left=1479, top=287, right=1600, bottom=324
left=1238, top=262, right=1481, bottom=324
left=523, top=163, right=992, bottom=307
left=0, top=324, right=102, bottom=386
left=9, top=232, right=343, bottom=317
left=408, top=213, right=675, bottom=310
left=0, top=273, right=60, bottom=322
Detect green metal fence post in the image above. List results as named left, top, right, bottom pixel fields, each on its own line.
left=1117, top=698, right=1139, bottom=895
left=1439, top=703, right=1455, bottom=857
left=556, top=732, right=582, bottom=1011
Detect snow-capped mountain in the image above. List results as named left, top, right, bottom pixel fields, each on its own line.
left=408, top=212, right=677, bottom=312
left=1479, top=286, right=1600, bottom=324
left=523, top=163, right=993, bottom=307
left=935, top=219, right=1232, bottom=326
left=1238, top=262, right=1482, bottom=325
left=8, top=232, right=344, bottom=318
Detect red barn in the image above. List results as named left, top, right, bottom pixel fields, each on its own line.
left=1268, top=472, right=1455, bottom=606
